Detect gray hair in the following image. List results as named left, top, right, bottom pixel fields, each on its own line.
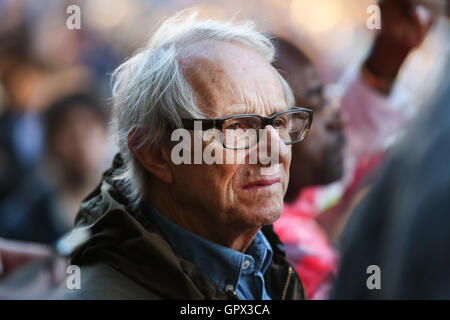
left=111, top=10, right=294, bottom=209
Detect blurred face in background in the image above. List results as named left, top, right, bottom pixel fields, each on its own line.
left=48, top=104, right=107, bottom=185
left=274, top=40, right=346, bottom=197
left=290, top=63, right=346, bottom=186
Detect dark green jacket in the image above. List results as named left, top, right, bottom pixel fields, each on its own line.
left=63, top=154, right=305, bottom=300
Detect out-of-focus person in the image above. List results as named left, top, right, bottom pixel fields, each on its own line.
left=0, top=93, right=109, bottom=244
left=272, top=37, right=346, bottom=300
left=41, top=93, right=109, bottom=231
left=331, top=69, right=450, bottom=299
left=0, top=15, right=44, bottom=185
left=0, top=1, right=107, bottom=244
left=317, top=0, right=437, bottom=240
left=0, top=16, right=49, bottom=243
left=272, top=0, right=436, bottom=299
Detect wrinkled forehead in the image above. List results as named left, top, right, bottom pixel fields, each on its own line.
left=178, top=40, right=287, bottom=118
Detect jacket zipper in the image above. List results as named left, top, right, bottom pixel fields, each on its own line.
left=226, top=288, right=240, bottom=300
left=225, top=266, right=293, bottom=300
left=281, top=266, right=293, bottom=300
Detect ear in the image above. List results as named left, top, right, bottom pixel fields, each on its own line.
left=128, top=126, right=174, bottom=184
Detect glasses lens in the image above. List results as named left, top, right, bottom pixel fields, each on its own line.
left=274, top=110, right=309, bottom=144
left=222, top=116, right=261, bottom=149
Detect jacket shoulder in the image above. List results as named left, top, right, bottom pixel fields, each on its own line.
left=60, top=262, right=162, bottom=300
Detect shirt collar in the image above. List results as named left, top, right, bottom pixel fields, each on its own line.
left=143, top=202, right=273, bottom=292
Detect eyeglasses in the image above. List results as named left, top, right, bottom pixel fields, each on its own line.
left=180, top=107, right=313, bottom=150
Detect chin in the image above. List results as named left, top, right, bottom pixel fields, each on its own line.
left=241, top=202, right=284, bottom=227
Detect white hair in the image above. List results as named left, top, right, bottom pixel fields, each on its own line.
left=111, top=10, right=294, bottom=209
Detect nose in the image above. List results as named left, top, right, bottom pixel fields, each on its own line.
left=256, top=125, right=289, bottom=166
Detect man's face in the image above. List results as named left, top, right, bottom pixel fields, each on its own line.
left=287, top=63, right=346, bottom=188
left=168, top=41, right=291, bottom=230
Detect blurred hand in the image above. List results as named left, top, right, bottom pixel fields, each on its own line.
left=0, top=238, right=52, bottom=277
left=364, top=0, right=436, bottom=93
left=379, top=0, right=436, bottom=50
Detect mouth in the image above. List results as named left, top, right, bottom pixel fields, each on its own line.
left=243, top=177, right=281, bottom=190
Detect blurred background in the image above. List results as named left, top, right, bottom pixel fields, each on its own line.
left=0, top=0, right=448, bottom=244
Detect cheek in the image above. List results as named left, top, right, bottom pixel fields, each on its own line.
left=212, top=163, right=240, bottom=205
left=305, top=122, right=328, bottom=156
left=173, top=161, right=241, bottom=210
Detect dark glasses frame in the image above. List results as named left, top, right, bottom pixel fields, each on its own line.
left=178, top=107, right=314, bottom=150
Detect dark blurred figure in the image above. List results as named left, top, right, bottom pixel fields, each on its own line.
left=0, top=1, right=117, bottom=244
left=0, top=15, right=50, bottom=242
left=41, top=93, right=109, bottom=232
left=0, top=93, right=109, bottom=244
left=272, top=38, right=346, bottom=300
left=0, top=18, right=42, bottom=189
left=272, top=0, right=436, bottom=299
left=331, top=69, right=450, bottom=299
left=274, top=40, right=347, bottom=202
left=318, top=0, right=437, bottom=240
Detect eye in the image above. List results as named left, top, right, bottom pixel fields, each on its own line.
left=224, top=117, right=260, bottom=131
left=273, top=117, right=287, bottom=128
left=225, top=121, right=244, bottom=131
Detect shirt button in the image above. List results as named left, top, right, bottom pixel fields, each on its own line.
left=242, top=260, right=251, bottom=270
left=225, top=284, right=234, bottom=292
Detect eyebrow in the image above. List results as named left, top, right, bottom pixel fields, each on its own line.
left=219, top=107, right=289, bottom=119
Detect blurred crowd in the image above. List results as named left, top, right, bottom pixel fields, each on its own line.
left=0, top=0, right=449, bottom=299
left=0, top=1, right=119, bottom=245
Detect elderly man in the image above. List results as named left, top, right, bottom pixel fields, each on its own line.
left=63, top=12, right=310, bottom=300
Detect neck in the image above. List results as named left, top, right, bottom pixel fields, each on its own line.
left=147, top=183, right=259, bottom=253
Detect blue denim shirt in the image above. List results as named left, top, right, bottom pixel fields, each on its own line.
left=143, top=203, right=273, bottom=300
